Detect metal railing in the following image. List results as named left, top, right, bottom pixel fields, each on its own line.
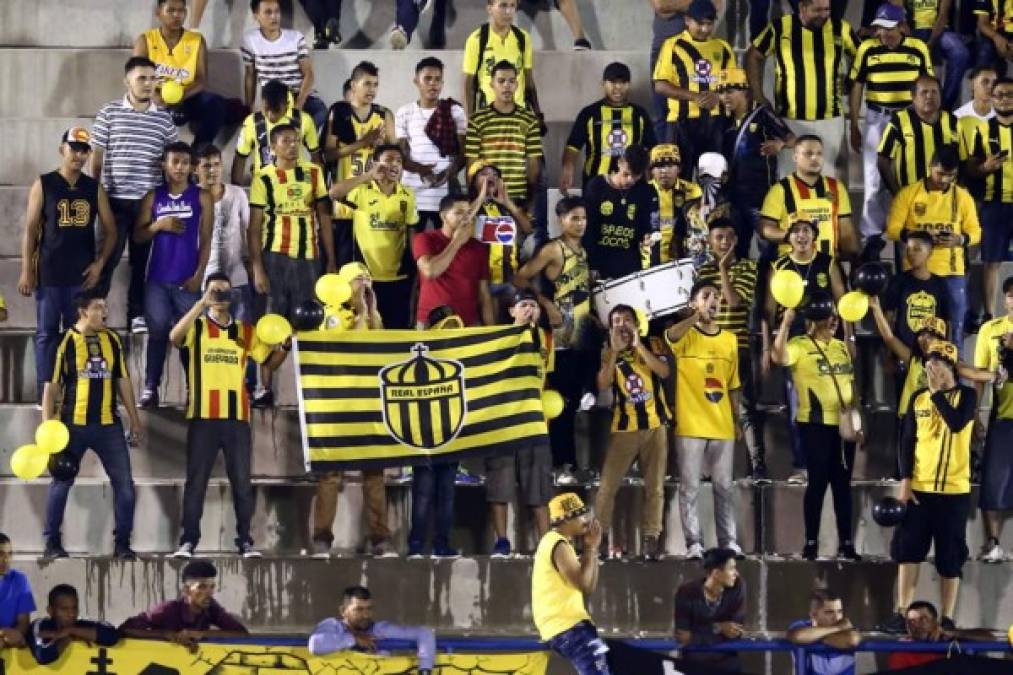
left=201, top=634, right=1013, bottom=674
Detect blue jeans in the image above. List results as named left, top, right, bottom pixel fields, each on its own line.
left=547, top=621, right=611, bottom=675
left=914, top=29, right=970, bottom=110
left=408, top=462, right=457, bottom=549
left=144, top=282, right=200, bottom=390
left=302, top=94, right=328, bottom=138
left=35, top=285, right=81, bottom=391
left=976, top=37, right=1011, bottom=76
left=176, top=91, right=227, bottom=147
left=943, top=275, right=967, bottom=353
left=44, top=422, right=135, bottom=547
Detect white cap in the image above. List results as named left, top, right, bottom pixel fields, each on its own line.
left=697, top=152, right=728, bottom=179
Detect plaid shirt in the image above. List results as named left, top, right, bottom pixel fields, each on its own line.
left=425, top=98, right=462, bottom=158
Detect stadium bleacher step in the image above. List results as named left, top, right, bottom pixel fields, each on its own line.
left=0, top=0, right=634, bottom=51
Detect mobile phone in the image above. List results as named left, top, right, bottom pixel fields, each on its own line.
left=210, top=289, right=232, bottom=303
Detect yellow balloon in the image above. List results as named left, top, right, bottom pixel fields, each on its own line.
left=35, top=420, right=70, bottom=454
left=770, top=269, right=805, bottom=309
left=838, top=291, right=869, bottom=322
left=256, top=314, right=292, bottom=345
left=10, top=444, right=49, bottom=480
left=315, top=274, right=352, bottom=307
left=542, top=390, right=564, bottom=420
left=161, top=79, right=183, bottom=105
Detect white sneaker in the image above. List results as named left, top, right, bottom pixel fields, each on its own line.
left=172, top=542, right=194, bottom=559
left=787, top=470, right=808, bottom=485
left=685, top=542, right=704, bottom=560
left=579, top=392, right=597, bottom=411
left=724, top=541, right=744, bottom=558
left=555, top=465, right=578, bottom=486
left=390, top=26, right=408, bottom=49
left=131, top=317, right=148, bottom=334
left=311, top=540, right=331, bottom=559
left=982, top=541, right=1005, bottom=564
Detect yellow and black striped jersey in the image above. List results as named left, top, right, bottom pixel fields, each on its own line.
left=957, top=114, right=989, bottom=200
left=975, top=0, right=1013, bottom=37
left=849, top=36, right=933, bottom=110
left=610, top=339, right=671, bottom=432
left=900, top=385, right=976, bottom=494
left=478, top=200, right=519, bottom=285
left=249, top=162, right=328, bottom=259
left=327, top=101, right=389, bottom=219
left=182, top=317, right=273, bottom=421
left=751, top=14, right=859, bottom=120
left=566, top=100, right=656, bottom=186
left=878, top=108, right=959, bottom=188
left=646, top=178, right=702, bottom=266
left=760, top=173, right=852, bottom=257
left=971, top=118, right=1013, bottom=203
left=51, top=327, right=128, bottom=426
left=653, top=30, right=735, bottom=121
left=974, top=316, right=1013, bottom=420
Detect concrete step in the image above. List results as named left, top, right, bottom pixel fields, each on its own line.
left=0, top=0, right=640, bottom=51
left=0, top=48, right=653, bottom=121
left=3, top=476, right=1009, bottom=563
left=4, top=555, right=1010, bottom=640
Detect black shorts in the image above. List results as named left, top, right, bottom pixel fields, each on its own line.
left=891, top=491, right=970, bottom=578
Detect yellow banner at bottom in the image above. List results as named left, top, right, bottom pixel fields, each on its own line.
left=1, top=639, right=549, bottom=674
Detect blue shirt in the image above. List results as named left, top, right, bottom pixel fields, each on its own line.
left=308, top=618, right=436, bottom=670
left=0, top=569, right=36, bottom=629
left=31, top=617, right=119, bottom=664
left=787, top=619, right=856, bottom=675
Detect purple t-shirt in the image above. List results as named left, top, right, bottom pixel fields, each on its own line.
left=147, top=183, right=202, bottom=285
left=0, top=569, right=36, bottom=629
left=119, top=598, right=247, bottom=633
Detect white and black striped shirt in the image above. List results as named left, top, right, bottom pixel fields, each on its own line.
left=240, top=28, right=309, bottom=95
left=91, top=96, right=178, bottom=200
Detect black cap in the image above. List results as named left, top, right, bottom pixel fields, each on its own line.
left=687, top=0, right=717, bottom=20
left=507, top=288, right=538, bottom=307
left=602, top=62, right=631, bottom=83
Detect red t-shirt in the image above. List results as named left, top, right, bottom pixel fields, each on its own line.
left=413, top=230, right=490, bottom=327
left=886, top=651, right=943, bottom=670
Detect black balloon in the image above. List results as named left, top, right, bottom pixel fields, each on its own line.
left=803, top=290, right=836, bottom=322
left=872, top=496, right=907, bottom=527
left=854, top=262, right=890, bottom=296
left=291, top=300, right=325, bottom=331
left=48, top=452, right=80, bottom=481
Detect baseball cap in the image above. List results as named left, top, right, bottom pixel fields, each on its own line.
left=871, top=2, right=904, bottom=28
left=549, top=493, right=589, bottom=525
left=61, top=127, right=91, bottom=150
left=787, top=217, right=816, bottom=234
left=927, top=339, right=958, bottom=365
left=716, top=68, right=749, bottom=91
left=507, top=288, right=538, bottom=308
left=650, top=143, right=681, bottom=166
left=686, top=0, right=717, bottom=21
left=467, top=160, right=500, bottom=185
left=697, top=152, right=727, bottom=179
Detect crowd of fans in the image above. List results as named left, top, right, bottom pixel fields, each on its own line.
left=3, top=0, right=1013, bottom=671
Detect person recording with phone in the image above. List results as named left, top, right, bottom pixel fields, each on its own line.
left=169, top=273, right=289, bottom=560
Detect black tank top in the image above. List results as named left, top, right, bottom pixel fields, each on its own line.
left=39, top=171, right=98, bottom=287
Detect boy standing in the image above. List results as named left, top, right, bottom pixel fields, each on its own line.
left=241, top=0, right=327, bottom=132
left=462, top=0, right=541, bottom=117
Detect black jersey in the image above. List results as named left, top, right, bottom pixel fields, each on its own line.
left=38, top=171, right=98, bottom=287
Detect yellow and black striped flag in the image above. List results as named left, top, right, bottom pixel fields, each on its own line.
left=295, top=325, right=549, bottom=471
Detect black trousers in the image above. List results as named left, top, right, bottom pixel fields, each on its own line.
left=181, top=419, right=254, bottom=548
left=99, top=198, right=150, bottom=325
left=799, top=422, right=855, bottom=545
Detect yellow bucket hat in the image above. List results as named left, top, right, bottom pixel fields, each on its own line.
left=549, top=492, right=589, bottom=525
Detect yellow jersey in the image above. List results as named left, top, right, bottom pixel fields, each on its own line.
left=878, top=109, right=959, bottom=188
left=902, top=386, right=976, bottom=494
left=971, top=118, right=1013, bottom=203
left=898, top=355, right=927, bottom=418
left=957, top=114, right=989, bottom=200
left=249, top=161, right=328, bottom=259
left=849, top=36, right=933, bottom=110
left=478, top=200, right=519, bottom=285
left=885, top=180, right=981, bottom=276
left=144, top=28, right=201, bottom=88
left=531, top=530, right=591, bottom=641
left=551, top=239, right=592, bottom=351
left=647, top=178, right=702, bottom=266
left=653, top=31, right=735, bottom=121
left=345, top=181, right=419, bottom=282
left=784, top=335, right=855, bottom=425
left=975, top=315, right=1013, bottom=420
left=328, top=102, right=389, bottom=219
left=182, top=316, right=273, bottom=421
left=906, top=0, right=943, bottom=30
left=236, top=107, right=320, bottom=175
left=761, top=173, right=852, bottom=257
left=610, top=339, right=671, bottom=432
left=51, top=327, right=128, bottom=427
left=462, top=23, right=534, bottom=111
left=668, top=326, right=740, bottom=440
left=975, top=0, right=1013, bottom=36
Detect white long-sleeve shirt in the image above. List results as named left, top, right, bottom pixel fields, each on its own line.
left=308, top=617, right=436, bottom=670
left=204, top=183, right=250, bottom=287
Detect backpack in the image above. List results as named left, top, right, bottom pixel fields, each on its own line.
left=471, top=23, right=526, bottom=111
